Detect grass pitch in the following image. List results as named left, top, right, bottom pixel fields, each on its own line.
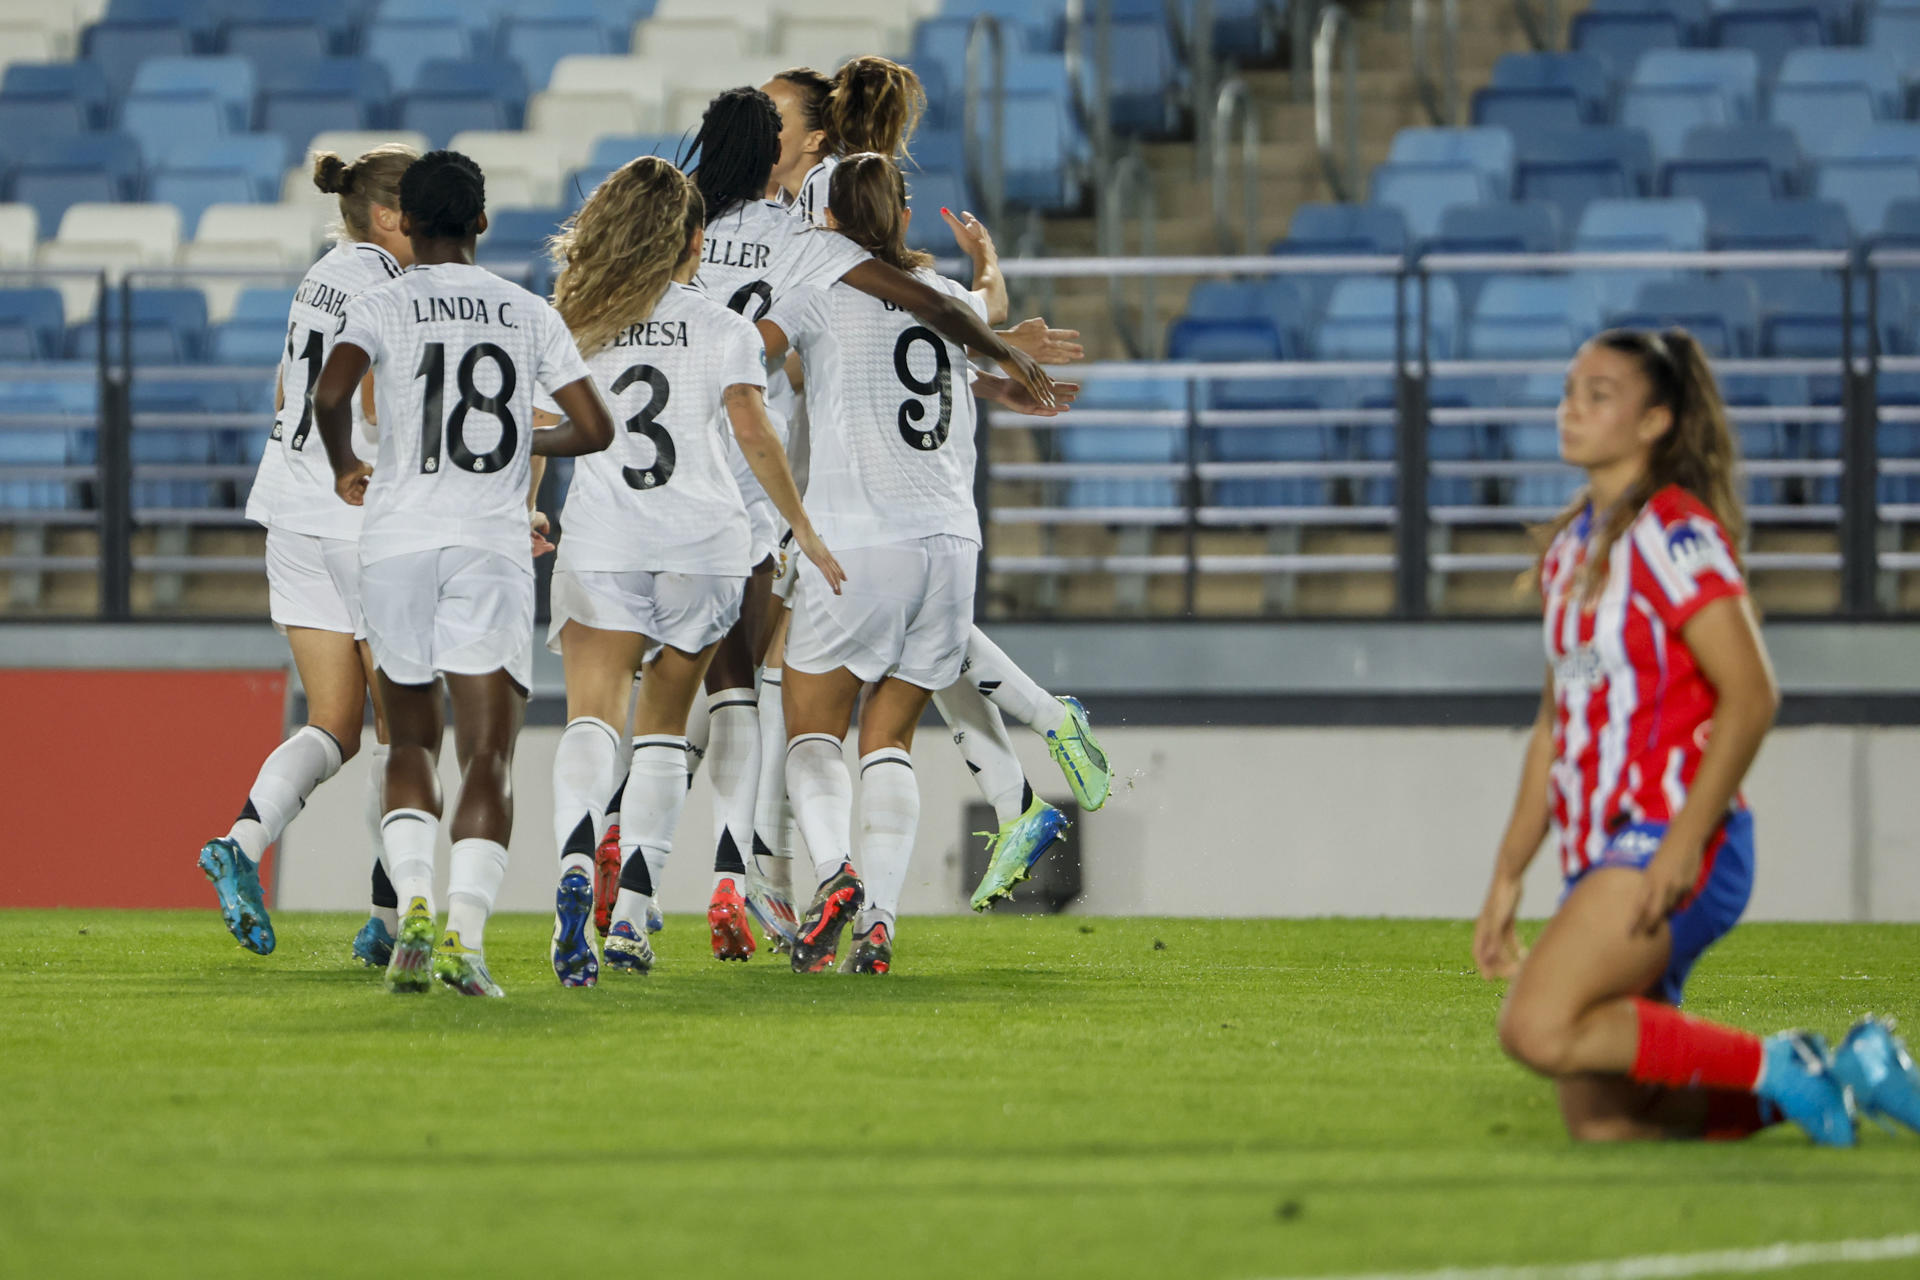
left=1, top=912, right=1916, bottom=1279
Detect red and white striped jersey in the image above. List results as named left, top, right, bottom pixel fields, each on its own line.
left=1540, top=485, right=1747, bottom=879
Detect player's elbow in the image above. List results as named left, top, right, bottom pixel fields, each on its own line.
left=578, top=405, right=615, bottom=453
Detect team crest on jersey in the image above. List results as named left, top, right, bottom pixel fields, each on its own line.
left=1665, top=516, right=1728, bottom=578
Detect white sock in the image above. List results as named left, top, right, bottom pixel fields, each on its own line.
left=446, top=837, right=509, bottom=950
left=227, top=725, right=344, bottom=863
left=552, top=716, right=619, bottom=881
left=683, top=694, right=710, bottom=786
left=364, top=743, right=398, bottom=930
left=382, top=807, right=438, bottom=916
left=857, top=748, right=918, bottom=932
left=932, top=682, right=1031, bottom=828
left=615, top=735, right=688, bottom=926
left=706, top=687, right=758, bottom=878
left=606, top=735, right=633, bottom=831
left=753, top=668, right=792, bottom=866
left=786, top=732, right=852, bottom=885
left=964, top=628, right=1061, bottom=733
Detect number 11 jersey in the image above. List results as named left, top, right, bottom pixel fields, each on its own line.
left=765, top=267, right=982, bottom=551
left=337, top=261, right=591, bottom=565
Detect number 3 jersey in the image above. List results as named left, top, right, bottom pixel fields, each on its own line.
left=765, top=267, right=982, bottom=551
left=244, top=240, right=401, bottom=540
left=548, top=282, right=768, bottom=577
left=336, top=261, right=591, bottom=565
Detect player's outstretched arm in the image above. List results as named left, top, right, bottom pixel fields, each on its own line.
left=995, top=318, right=1084, bottom=366
left=941, top=206, right=1008, bottom=326
left=972, top=373, right=1080, bottom=417
left=723, top=382, right=844, bottom=595
left=313, top=341, right=373, bottom=505
left=1474, top=667, right=1556, bottom=981
left=534, top=377, right=616, bottom=457
left=839, top=259, right=1057, bottom=411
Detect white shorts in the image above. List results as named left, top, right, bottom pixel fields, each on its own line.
left=786, top=534, right=978, bottom=689
left=360, top=547, right=535, bottom=691
left=746, top=494, right=780, bottom=568
left=265, top=527, right=363, bottom=638
left=546, top=567, right=744, bottom=662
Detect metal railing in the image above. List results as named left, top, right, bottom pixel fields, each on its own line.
left=1210, top=78, right=1261, bottom=254
left=1313, top=4, right=1359, bottom=202
left=1095, top=149, right=1161, bottom=359
left=962, top=13, right=1009, bottom=234
left=1411, top=0, right=1461, bottom=126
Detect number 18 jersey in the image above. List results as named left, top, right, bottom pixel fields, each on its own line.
left=765, top=267, right=982, bottom=551
left=336, top=261, right=592, bottom=565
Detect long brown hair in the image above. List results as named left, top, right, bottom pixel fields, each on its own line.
left=774, top=66, right=831, bottom=136
left=824, top=56, right=924, bottom=160
left=549, top=156, right=704, bottom=356
left=312, top=143, right=416, bottom=244
left=1543, top=327, right=1746, bottom=596
left=827, top=152, right=930, bottom=274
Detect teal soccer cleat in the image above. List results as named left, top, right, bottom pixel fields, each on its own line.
left=1832, top=1017, right=1920, bottom=1136
left=1046, top=696, right=1111, bottom=811
left=196, top=837, right=275, bottom=955
left=969, top=797, right=1070, bottom=911
left=1757, top=1031, right=1856, bottom=1147
left=350, top=916, right=394, bottom=967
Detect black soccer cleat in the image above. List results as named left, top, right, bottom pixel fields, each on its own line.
left=790, top=863, right=864, bottom=974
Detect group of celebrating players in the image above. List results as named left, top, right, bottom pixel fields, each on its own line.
left=188, top=53, right=1920, bottom=1148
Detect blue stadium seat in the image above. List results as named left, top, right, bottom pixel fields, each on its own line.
left=151, top=172, right=257, bottom=236
left=1711, top=4, right=1829, bottom=83
left=1000, top=91, right=1088, bottom=212
left=1759, top=272, right=1909, bottom=355
left=1570, top=11, right=1685, bottom=89
left=1386, top=126, right=1515, bottom=200
left=0, top=98, right=87, bottom=156
left=477, top=206, right=565, bottom=266
left=156, top=133, right=287, bottom=201
left=257, top=59, right=392, bottom=159
left=903, top=170, right=977, bottom=252
left=1468, top=276, right=1605, bottom=359
left=364, top=20, right=473, bottom=92
left=224, top=23, right=328, bottom=66
left=1487, top=50, right=1611, bottom=119
left=1816, top=161, right=1920, bottom=237
left=379, top=0, right=497, bottom=50
left=1276, top=202, right=1408, bottom=256
left=1078, top=18, right=1181, bottom=136
left=500, top=18, right=610, bottom=91
left=1190, top=0, right=1276, bottom=60
left=1608, top=277, right=1761, bottom=357
left=1423, top=202, right=1563, bottom=313
left=0, top=289, right=67, bottom=362
left=102, top=0, right=216, bottom=44
left=1167, top=314, right=1289, bottom=366
left=1620, top=87, right=1734, bottom=168
left=1777, top=48, right=1900, bottom=116
left=121, top=94, right=231, bottom=169
left=1770, top=50, right=1903, bottom=155
left=1514, top=126, right=1655, bottom=228
left=412, top=57, right=527, bottom=119
left=1710, top=197, right=1853, bottom=249
left=0, top=428, right=74, bottom=510
left=1, top=62, right=113, bottom=130
left=1868, top=3, right=1920, bottom=98
left=218, top=0, right=355, bottom=53
left=1470, top=87, right=1585, bottom=146
left=82, top=22, right=194, bottom=99
left=1631, top=49, right=1761, bottom=121
left=130, top=56, right=255, bottom=130
left=1875, top=196, right=1920, bottom=248
left=1585, top=0, right=1712, bottom=42
left=1572, top=196, right=1708, bottom=313
left=1369, top=164, right=1487, bottom=241
left=1315, top=276, right=1459, bottom=360
left=11, top=133, right=142, bottom=231
left=1660, top=122, right=1803, bottom=216
left=1059, top=378, right=1186, bottom=510
left=399, top=97, right=507, bottom=147
left=209, top=285, right=297, bottom=363
left=1183, top=278, right=1309, bottom=353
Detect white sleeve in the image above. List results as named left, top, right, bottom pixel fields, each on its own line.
left=534, top=300, right=592, bottom=396
left=764, top=285, right=828, bottom=353
left=791, top=228, right=871, bottom=290
left=721, top=315, right=769, bottom=392
left=335, top=290, right=389, bottom=366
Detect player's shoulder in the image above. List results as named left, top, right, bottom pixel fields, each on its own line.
left=668, top=281, right=750, bottom=331
left=1633, top=485, right=1742, bottom=581
left=1638, top=484, right=1731, bottom=542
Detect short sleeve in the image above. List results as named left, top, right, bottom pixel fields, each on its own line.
left=335, top=289, right=389, bottom=366
left=765, top=284, right=829, bottom=352
left=1631, top=505, right=1746, bottom=632
left=719, top=313, right=768, bottom=392
left=534, top=299, right=592, bottom=396
left=788, top=227, right=870, bottom=291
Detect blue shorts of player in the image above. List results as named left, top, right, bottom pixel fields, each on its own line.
left=1562, top=809, right=1755, bottom=1006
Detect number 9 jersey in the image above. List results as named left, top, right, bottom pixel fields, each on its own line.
left=336, top=261, right=591, bottom=565
left=764, top=268, right=982, bottom=551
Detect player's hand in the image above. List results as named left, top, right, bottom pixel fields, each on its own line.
left=940, top=206, right=996, bottom=263
left=1632, top=836, right=1704, bottom=936
left=999, top=345, right=1059, bottom=412
left=1472, top=871, right=1526, bottom=981
left=973, top=372, right=1079, bottom=417
left=794, top=527, right=846, bottom=596
left=530, top=510, right=555, bottom=558
left=999, top=317, right=1085, bottom=366
left=335, top=461, right=372, bottom=506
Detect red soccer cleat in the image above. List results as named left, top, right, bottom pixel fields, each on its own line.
left=593, top=822, right=620, bottom=938
left=708, top=876, right=756, bottom=961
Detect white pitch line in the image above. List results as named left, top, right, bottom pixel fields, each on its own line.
left=1262, top=1234, right=1920, bottom=1280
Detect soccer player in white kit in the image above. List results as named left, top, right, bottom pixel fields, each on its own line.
left=196, top=144, right=417, bottom=961
left=312, top=151, right=616, bottom=996
left=757, top=153, right=1012, bottom=974
left=540, top=155, right=845, bottom=986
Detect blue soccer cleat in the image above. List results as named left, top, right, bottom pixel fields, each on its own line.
left=1832, top=1016, right=1920, bottom=1137
left=551, top=870, right=599, bottom=988
left=1757, top=1031, right=1856, bottom=1147
left=603, top=919, right=655, bottom=975
left=197, top=837, right=275, bottom=955
left=969, top=797, right=1070, bottom=911
left=351, top=916, right=394, bottom=968
left=645, top=901, right=664, bottom=934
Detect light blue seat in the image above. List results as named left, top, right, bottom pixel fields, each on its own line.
left=0, top=288, right=64, bottom=361
left=81, top=21, right=193, bottom=99
left=121, top=95, right=230, bottom=167
left=1315, top=277, right=1459, bottom=360
left=1660, top=122, right=1802, bottom=215
left=1570, top=10, right=1685, bottom=89
left=1571, top=197, right=1708, bottom=313
left=1386, top=127, right=1516, bottom=200
left=588, top=134, right=683, bottom=167
left=1488, top=50, right=1611, bottom=118
left=1369, top=164, right=1487, bottom=241
left=1709, top=5, right=1828, bottom=82
left=1059, top=377, right=1185, bottom=510
left=364, top=20, right=473, bottom=92
left=1000, top=90, right=1089, bottom=211
left=1621, top=87, right=1735, bottom=167
left=1471, top=87, right=1586, bottom=145
left=1815, top=161, right=1920, bottom=237
left=155, top=133, right=289, bottom=202
left=1777, top=48, right=1903, bottom=118
left=1183, top=278, right=1309, bottom=352
left=500, top=17, right=611, bottom=91
left=129, top=57, right=256, bottom=129
left=1608, top=277, right=1761, bottom=357
left=151, top=172, right=257, bottom=236
left=1468, top=275, right=1605, bottom=359
left=1759, top=272, right=1909, bottom=355
left=1515, top=126, right=1655, bottom=228
left=0, top=428, right=73, bottom=510
left=1631, top=49, right=1760, bottom=121
left=903, top=170, right=976, bottom=252
left=1276, top=202, right=1409, bottom=255
left=1710, top=197, right=1853, bottom=249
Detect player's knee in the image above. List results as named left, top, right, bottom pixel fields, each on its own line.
left=311, top=723, right=359, bottom=765
left=1497, top=1001, right=1572, bottom=1077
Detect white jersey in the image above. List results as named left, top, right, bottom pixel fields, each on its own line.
left=793, top=154, right=839, bottom=229
left=245, top=241, right=401, bottom=539
left=337, top=261, right=592, bottom=565
left=552, top=283, right=767, bottom=576
left=765, top=266, right=982, bottom=551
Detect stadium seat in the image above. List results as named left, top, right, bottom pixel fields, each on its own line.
left=1710, top=197, right=1853, bottom=250
left=1632, top=49, right=1761, bottom=122
left=1183, top=277, right=1310, bottom=354
left=1514, top=127, right=1655, bottom=228
left=1315, top=276, right=1459, bottom=360
left=400, top=96, right=509, bottom=148
left=630, top=18, right=754, bottom=65
left=1660, top=123, right=1803, bottom=216
left=0, top=95, right=87, bottom=148
left=1058, top=378, right=1186, bottom=511
left=1369, top=165, right=1487, bottom=242
left=1167, top=314, right=1289, bottom=364
left=258, top=60, right=392, bottom=160
left=0, top=204, right=36, bottom=266
left=1276, top=203, right=1409, bottom=257
left=157, top=134, right=288, bottom=202
left=0, top=61, right=112, bottom=130
left=1868, top=3, right=1920, bottom=98
left=1569, top=10, right=1684, bottom=90
left=377, top=0, right=495, bottom=51
left=70, top=286, right=208, bottom=364
left=546, top=55, right=665, bottom=122
left=50, top=202, right=183, bottom=261
left=1759, top=271, right=1909, bottom=355
left=130, top=56, right=254, bottom=128
left=364, top=20, right=473, bottom=93
left=903, top=170, right=975, bottom=252
left=1572, top=196, right=1708, bottom=313
left=10, top=133, right=142, bottom=233
left=527, top=90, right=654, bottom=148
left=208, top=284, right=298, bottom=363
left=81, top=21, right=193, bottom=99
left=1487, top=50, right=1611, bottom=120
left=1078, top=18, right=1181, bottom=137
left=1609, top=277, right=1761, bottom=357
left=1000, top=91, right=1088, bottom=212
left=1470, top=87, right=1586, bottom=146
left=1620, top=88, right=1734, bottom=168
left=1423, top=202, right=1563, bottom=313
left=451, top=130, right=580, bottom=208
left=150, top=172, right=257, bottom=237
left=1874, top=197, right=1920, bottom=249
left=1468, top=275, right=1604, bottom=359
left=1770, top=49, right=1903, bottom=156
left=1386, top=127, right=1515, bottom=200
left=222, top=23, right=328, bottom=67
left=218, top=0, right=355, bottom=54
left=774, top=19, right=877, bottom=71
left=0, top=428, right=72, bottom=509
left=501, top=17, right=612, bottom=91
left=476, top=205, right=567, bottom=268
left=1815, top=161, right=1920, bottom=237
left=1710, top=3, right=1829, bottom=83
left=120, top=94, right=230, bottom=170
left=0, top=286, right=65, bottom=360
left=1584, top=0, right=1712, bottom=42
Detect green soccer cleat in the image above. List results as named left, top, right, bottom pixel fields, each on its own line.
left=432, top=930, right=504, bottom=998
left=969, top=797, right=1070, bottom=912
left=1045, top=696, right=1111, bottom=811
left=384, top=898, right=436, bottom=995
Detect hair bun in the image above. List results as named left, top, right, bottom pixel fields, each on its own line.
left=312, top=152, right=355, bottom=196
